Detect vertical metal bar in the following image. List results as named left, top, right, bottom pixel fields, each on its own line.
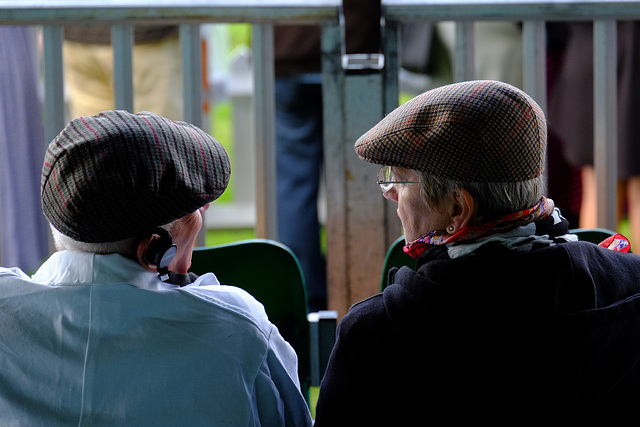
left=178, top=25, right=205, bottom=245
left=308, top=311, right=337, bottom=386
left=593, top=20, right=618, bottom=230
left=343, top=73, right=387, bottom=310
left=323, top=19, right=388, bottom=316
left=42, top=25, right=65, bottom=143
left=382, top=19, right=400, bottom=114
left=381, top=19, right=403, bottom=244
left=321, top=23, right=348, bottom=315
left=522, top=20, right=547, bottom=112
left=252, top=24, right=277, bottom=239
left=522, top=20, right=548, bottom=192
left=453, top=21, right=474, bottom=82
left=180, top=24, right=202, bottom=127
left=112, top=24, right=134, bottom=112
left=42, top=25, right=65, bottom=254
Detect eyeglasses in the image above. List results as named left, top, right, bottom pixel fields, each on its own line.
left=376, top=166, right=420, bottom=193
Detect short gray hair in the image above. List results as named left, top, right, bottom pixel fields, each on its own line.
left=51, top=221, right=175, bottom=258
left=417, top=171, right=546, bottom=222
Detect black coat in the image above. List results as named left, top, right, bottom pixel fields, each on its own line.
left=315, top=241, right=640, bottom=426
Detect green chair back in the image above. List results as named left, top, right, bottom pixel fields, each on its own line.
left=380, top=236, right=414, bottom=291
left=189, top=239, right=311, bottom=399
left=570, top=227, right=616, bottom=244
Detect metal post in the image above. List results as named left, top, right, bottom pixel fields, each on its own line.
left=179, top=24, right=206, bottom=245
left=323, top=0, right=394, bottom=317
left=42, top=25, right=65, bottom=254
left=593, top=20, right=618, bottom=230
left=42, top=25, right=65, bottom=144
left=308, top=310, right=338, bottom=386
left=522, top=20, right=547, bottom=112
left=453, top=21, right=474, bottom=82
left=252, top=23, right=277, bottom=239
left=381, top=19, right=404, bottom=243
left=112, top=24, right=134, bottom=113
left=522, top=20, right=548, bottom=192
left=181, top=24, right=202, bottom=127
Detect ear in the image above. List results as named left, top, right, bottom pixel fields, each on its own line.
left=136, top=234, right=157, bottom=272
left=448, top=188, right=476, bottom=234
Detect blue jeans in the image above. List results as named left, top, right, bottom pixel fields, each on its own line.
left=275, top=76, right=327, bottom=312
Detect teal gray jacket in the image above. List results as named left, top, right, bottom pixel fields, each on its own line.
left=0, top=251, right=312, bottom=426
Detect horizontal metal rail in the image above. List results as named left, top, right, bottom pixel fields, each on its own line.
left=383, top=0, right=640, bottom=22
left=0, top=0, right=339, bottom=25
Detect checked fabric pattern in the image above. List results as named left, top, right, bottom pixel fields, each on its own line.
left=42, top=110, right=230, bottom=243
left=355, top=80, right=547, bottom=183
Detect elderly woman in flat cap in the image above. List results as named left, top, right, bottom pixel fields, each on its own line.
left=0, top=111, right=312, bottom=426
left=314, top=80, right=640, bottom=425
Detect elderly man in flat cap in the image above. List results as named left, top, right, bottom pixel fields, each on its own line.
left=0, top=111, right=312, bottom=426
left=314, top=80, right=640, bottom=425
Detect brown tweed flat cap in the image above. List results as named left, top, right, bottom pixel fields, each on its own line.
left=355, top=80, right=547, bottom=182
left=41, top=110, right=231, bottom=243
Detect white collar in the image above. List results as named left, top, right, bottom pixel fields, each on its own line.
left=31, top=250, right=174, bottom=290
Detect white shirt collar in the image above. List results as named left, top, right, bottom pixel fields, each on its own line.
left=31, top=250, right=175, bottom=290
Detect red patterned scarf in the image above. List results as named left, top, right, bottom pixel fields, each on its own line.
left=404, top=197, right=556, bottom=259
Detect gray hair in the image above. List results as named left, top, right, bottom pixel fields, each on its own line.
left=417, top=171, right=546, bottom=222
left=51, top=221, right=175, bottom=258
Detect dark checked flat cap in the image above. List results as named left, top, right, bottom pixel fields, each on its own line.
left=41, top=110, right=231, bottom=243
left=355, top=80, right=547, bottom=182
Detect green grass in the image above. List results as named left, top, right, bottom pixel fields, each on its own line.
left=619, top=218, right=631, bottom=240
left=229, top=23, right=251, bottom=48
left=204, top=226, right=327, bottom=253
left=209, top=101, right=234, bottom=204
left=309, top=386, right=320, bottom=420
left=205, top=227, right=255, bottom=246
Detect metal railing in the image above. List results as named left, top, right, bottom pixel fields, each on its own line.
left=382, top=0, right=640, bottom=231
left=0, top=0, right=340, bottom=241
left=1, top=0, right=639, bottom=315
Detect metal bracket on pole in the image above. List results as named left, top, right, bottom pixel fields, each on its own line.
left=339, top=0, right=384, bottom=71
